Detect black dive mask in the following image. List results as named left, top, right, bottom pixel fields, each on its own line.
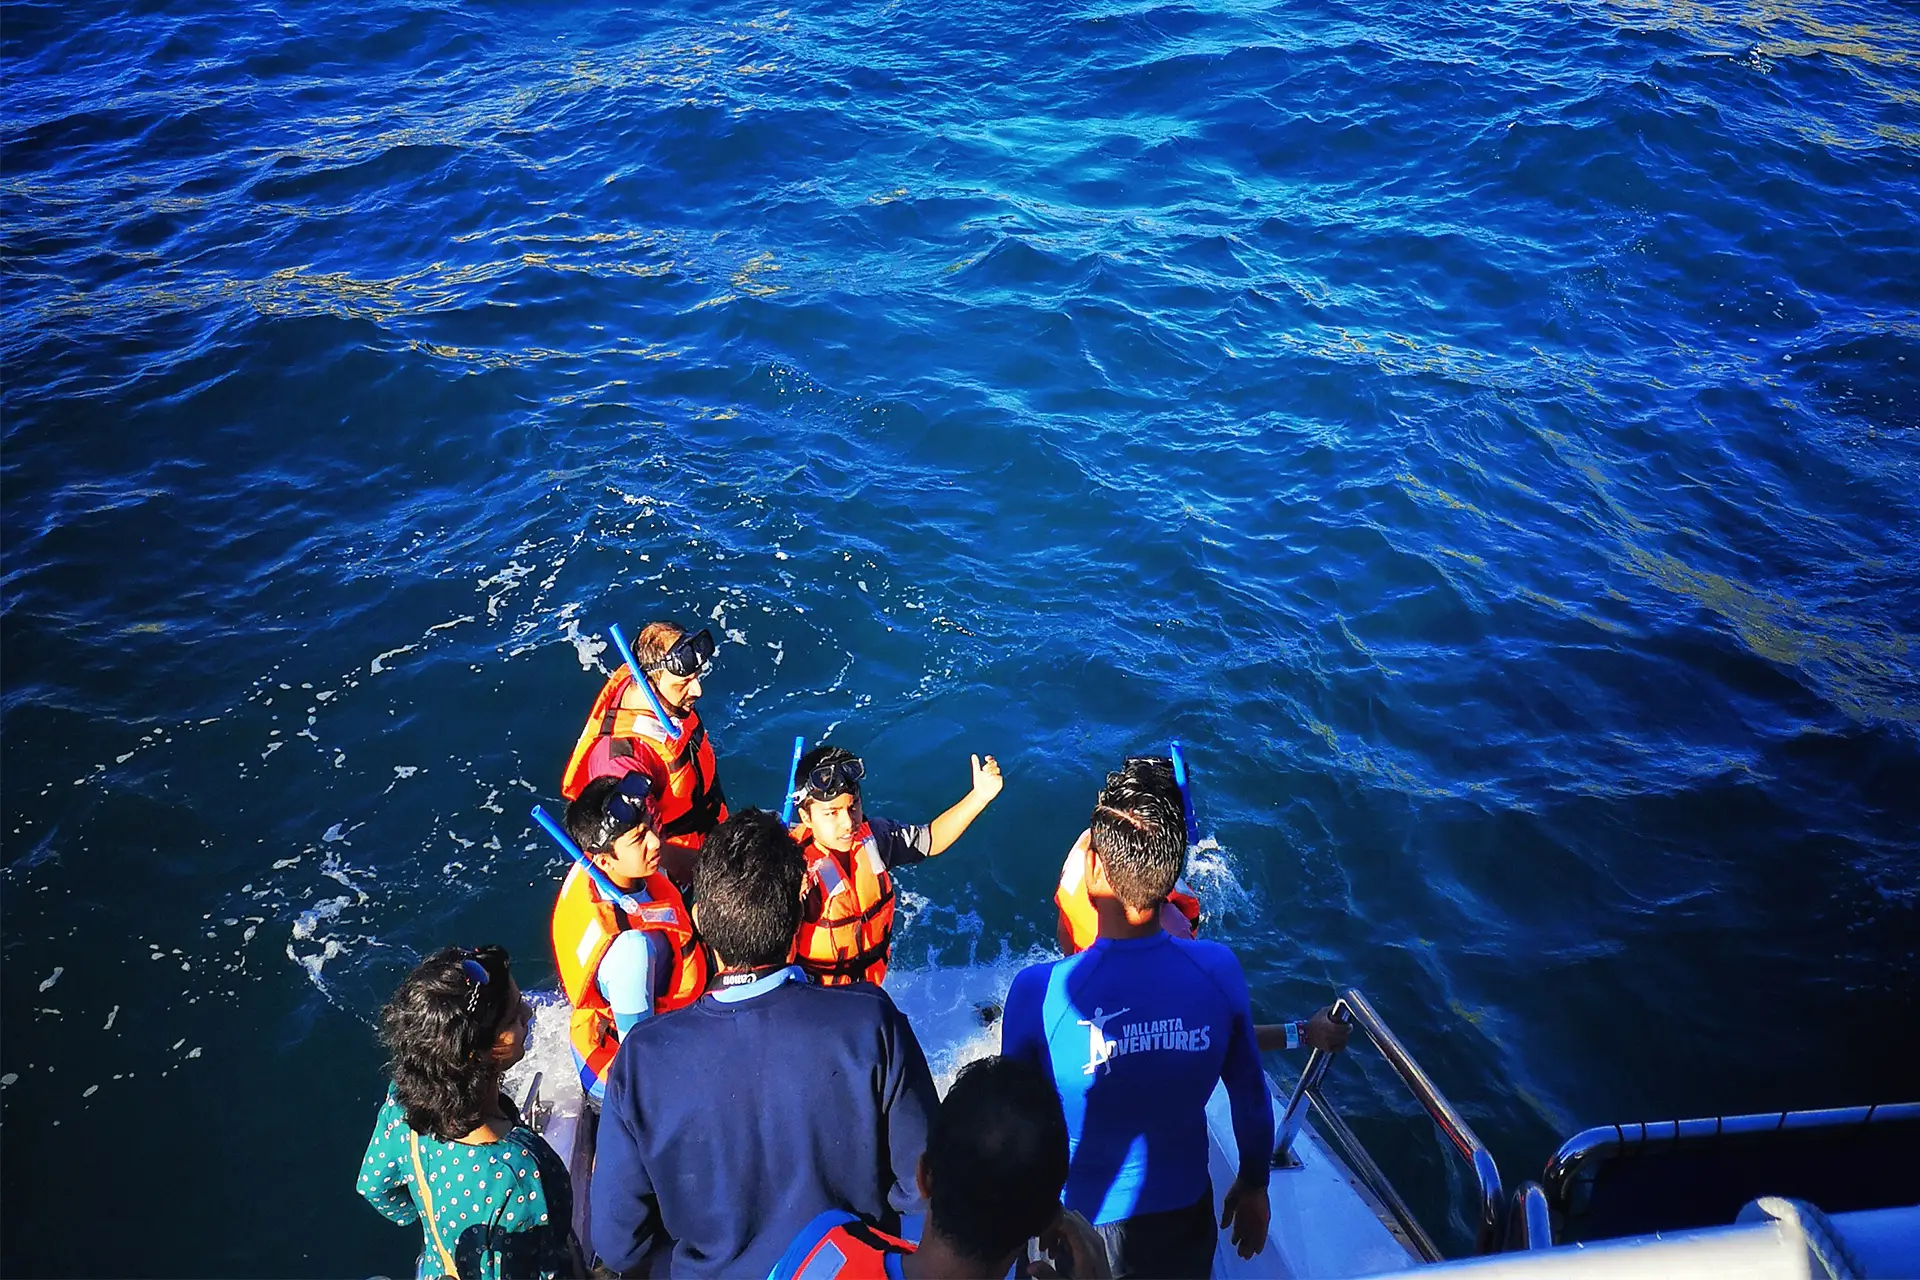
left=650, top=628, right=716, bottom=679
left=588, top=772, right=658, bottom=850
left=796, top=756, right=865, bottom=803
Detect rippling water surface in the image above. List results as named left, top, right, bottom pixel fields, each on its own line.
left=4, top=0, right=1917, bottom=1272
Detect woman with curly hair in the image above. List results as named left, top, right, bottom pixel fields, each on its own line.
left=357, top=945, right=579, bottom=1279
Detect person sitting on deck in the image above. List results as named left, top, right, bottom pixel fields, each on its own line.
left=1002, top=761, right=1345, bottom=1280
left=769, top=1055, right=1112, bottom=1280
left=560, top=620, right=726, bottom=889
left=357, top=945, right=575, bottom=1280
left=788, top=743, right=1003, bottom=986
left=590, top=807, right=940, bottom=1279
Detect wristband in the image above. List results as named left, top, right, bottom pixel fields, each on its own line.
left=1285, top=1021, right=1302, bottom=1051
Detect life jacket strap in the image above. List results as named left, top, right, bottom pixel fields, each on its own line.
left=814, top=878, right=895, bottom=930
left=805, top=935, right=892, bottom=981
left=660, top=777, right=725, bottom=838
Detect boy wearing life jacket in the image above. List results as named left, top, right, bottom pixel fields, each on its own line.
left=551, top=771, right=710, bottom=1104
left=788, top=744, right=1003, bottom=987
left=769, top=1055, right=1110, bottom=1280
left=560, top=620, right=726, bottom=890
left=1055, top=756, right=1202, bottom=955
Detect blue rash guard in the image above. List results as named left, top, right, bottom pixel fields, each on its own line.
left=575, top=886, right=669, bottom=1103
left=599, top=927, right=663, bottom=1039
left=1002, top=932, right=1274, bottom=1225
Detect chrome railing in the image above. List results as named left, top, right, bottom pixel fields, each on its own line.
left=1503, top=1181, right=1552, bottom=1250
left=1274, top=987, right=1505, bottom=1255
left=1542, top=1101, right=1920, bottom=1216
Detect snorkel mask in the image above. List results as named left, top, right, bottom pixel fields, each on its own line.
left=793, top=755, right=865, bottom=804
left=646, top=628, right=716, bottom=679
left=585, top=771, right=659, bottom=851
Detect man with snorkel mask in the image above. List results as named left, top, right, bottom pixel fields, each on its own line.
left=561, top=620, right=726, bottom=890
left=787, top=744, right=1003, bottom=986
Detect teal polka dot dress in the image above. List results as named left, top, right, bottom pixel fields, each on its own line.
left=357, top=1088, right=575, bottom=1279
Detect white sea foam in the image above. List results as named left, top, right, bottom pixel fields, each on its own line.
left=502, top=991, right=586, bottom=1135
left=291, top=896, right=351, bottom=940
left=562, top=613, right=607, bottom=670
left=369, top=644, right=416, bottom=674
left=1186, top=834, right=1256, bottom=923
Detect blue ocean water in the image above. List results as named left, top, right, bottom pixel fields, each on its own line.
left=3, top=0, right=1917, bottom=1272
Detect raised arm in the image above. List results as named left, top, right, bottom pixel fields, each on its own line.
left=926, top=754, right=1003, bottom=855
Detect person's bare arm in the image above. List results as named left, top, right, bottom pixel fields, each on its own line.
left=926, top=754, right=1003, bottom=855
left=1254, top=1006, right=1351, bottom=1052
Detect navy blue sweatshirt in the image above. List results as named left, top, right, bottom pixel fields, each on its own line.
left=590, top=967, right=938, bottom=1277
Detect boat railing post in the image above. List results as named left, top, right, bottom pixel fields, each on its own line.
left=1503, top=1181, right=1552, bottom=1250
left=1271, top=987, right=1506, bottom=1254
left=1273, top=994, right=1352, bottom=1163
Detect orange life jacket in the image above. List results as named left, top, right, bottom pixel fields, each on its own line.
left=559, top=666, right=727, bottom=848
left=792, top=822, right=896, bottom=986
left=1054, top=832, right=1203, bottom=955
left=768, top=1211, right=915, bottom=1280
left=550, top=860, right=709, bottom=1095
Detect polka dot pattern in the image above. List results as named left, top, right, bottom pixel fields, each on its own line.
left=356, top=1088, right=575, bottom=1279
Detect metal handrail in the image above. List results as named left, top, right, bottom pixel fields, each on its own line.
left=1541, top=1101, right=1920, bottom=1214
left=1503, top=1181, right=1552, bottom=1250
left=1274, top=987, right=1505, bottom=1254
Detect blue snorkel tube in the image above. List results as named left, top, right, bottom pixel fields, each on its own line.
left=531, top=803, right=643, bottom=913
left=1170, top=740, right=1198, bottom=848
left=607, top=622, right=677, bottom=736
left=779, top=735, right=806, bottom=826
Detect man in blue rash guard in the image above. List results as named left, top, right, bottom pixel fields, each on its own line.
left=1002, top=760, right=1346, bottom=1279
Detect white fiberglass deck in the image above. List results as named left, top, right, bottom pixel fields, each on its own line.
left=1204, top=1078, right=1421, bottom=1279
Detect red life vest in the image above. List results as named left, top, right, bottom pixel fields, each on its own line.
left=550, top=861, right=709, bottom=1095
left=559, top=666, right=727, bottom=849
left=1054, top=830, right=1203, bottom=955
left=768, top=1210, right=915, bottom=1280
left=791, top=822, right=896, bottom=986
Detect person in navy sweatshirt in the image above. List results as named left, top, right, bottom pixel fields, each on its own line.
left=589, top=806, right=939, bottom=1278
left=1002, top=759, right=1345, bottom=1279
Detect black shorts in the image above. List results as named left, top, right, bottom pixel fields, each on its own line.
left=1093, top=1186, right=1216, bottom=1280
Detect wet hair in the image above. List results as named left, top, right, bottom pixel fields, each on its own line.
left=924, top=1056, right=1070, bottom=1266
left=1089, top=765, right=1186, bottom=912
left=632, top=620, right=686, bottom=673
left=1118, top=754, right=1179, bottom=803
left=694, top=808, right=805, bottom=970
left=380, top=945, right=513, bottom=1141
left=565, top=774, right=645, bottom=853
left=795, top=744, right=861, bottom=807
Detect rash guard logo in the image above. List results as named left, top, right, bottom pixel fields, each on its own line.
left=1083, top=1013, right=1214, bottom=1074
left=1079, top=1006, right=1130, bottom=1076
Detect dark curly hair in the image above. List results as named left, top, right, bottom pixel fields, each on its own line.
left=380, top=944, right=513, bottom=1141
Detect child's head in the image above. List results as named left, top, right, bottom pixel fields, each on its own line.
left=793, top=744, right=866, bottom=853
left=565, top=770, right=665, bottom=885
